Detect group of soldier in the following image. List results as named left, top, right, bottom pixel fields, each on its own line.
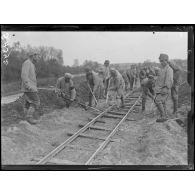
left=21, top=51, right=182, bottom=124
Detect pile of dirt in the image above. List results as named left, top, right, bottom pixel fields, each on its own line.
left=92, top=116, right=187, bottom=165
left=1, top=77, right=89, bottom=127
left=1, top=106, right=92, bottom=165
left=1, top=89, right=64, bottom=126
left=90, top=82, right=190, bottom=165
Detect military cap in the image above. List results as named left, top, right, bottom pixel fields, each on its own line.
left=28, top=50, right=38, bottom=57
left=64, top=73, right=73, bottom=79
left=104, top=60, right=110, bottom=65
left=159, top=53, right=169, bottom=61
left=110, top=68, right=117, bottom=76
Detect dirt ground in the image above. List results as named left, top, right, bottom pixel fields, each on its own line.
left=1, top=83, right=191, bottom=165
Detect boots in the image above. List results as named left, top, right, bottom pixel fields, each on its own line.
left=26, top=106, right=39, bottom=124
left=156, top=103, right=168, bottom=122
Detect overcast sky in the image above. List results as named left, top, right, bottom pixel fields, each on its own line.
left=6, top=31, right=187, bottom=65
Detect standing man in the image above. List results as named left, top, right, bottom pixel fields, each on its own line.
left=21, top=51, right=40, bottom=124
left=107, top=68, right=125, bottom=109
left=168, top=60, right=183, bottom=116
left=154, top=54, right=173, bottom=122
left=55, top=73, right=76, bottom=108
left=103, top=60, right=111, bottom=96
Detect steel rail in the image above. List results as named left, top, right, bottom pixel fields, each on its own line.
left=36, top=91, right=133, bottom=165
left=36, top=104, right=115, bottom=164
left=85, top=95, right=141, bottom=165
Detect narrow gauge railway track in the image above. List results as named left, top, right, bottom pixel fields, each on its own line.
left=36, top=92, right=142, bottom=165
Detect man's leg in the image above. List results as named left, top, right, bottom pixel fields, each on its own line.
left=24, top=92, right=40, bottom=124
left=155, top=93, right=168, bottom=122
left=116, top=95, right=121, bottom=109
left=141, top=86, right=147, bottom=112
left=26, top=104, right=36, bottom=124
left=171, top=85, right=179, bottom=115
left=88, top=92, right=93, bottom=107
left=162, top=93, right=169, bottom=118
left=120, top=96, right=124, bottom=108
left=24, top=100, right=30, bottom=119
left=104, top=78, right=109, bottom=96
left=130, top=78, right=133, bottom=91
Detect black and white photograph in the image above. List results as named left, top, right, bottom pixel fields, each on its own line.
left=1, top=25, right=194, bottom=169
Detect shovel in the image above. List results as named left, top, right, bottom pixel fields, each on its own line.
left=87, top=83, right=98, bottom=106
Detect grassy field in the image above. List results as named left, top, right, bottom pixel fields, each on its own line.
left=1, top=75, right=85, bottom=97
left=1, top=77, right=56, bottom=96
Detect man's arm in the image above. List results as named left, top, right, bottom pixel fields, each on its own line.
left=168, top=61, right=181, bottom=72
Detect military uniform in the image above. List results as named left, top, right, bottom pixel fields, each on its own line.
left=141, top=76, right=156, bottom=112
left=103, top=60, right=111, bottom=96
left=122, top=71, right=130, bottom=91
left=108, top=68, right=125, bottom=108
left=55, top=73, right=76, bottom=107
left=154, top=55, right=173, bottom=122
left=21, top=57, right=40, bottom=124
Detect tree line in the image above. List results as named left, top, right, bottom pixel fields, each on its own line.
left=1, top=40, right=187, bottom=83
left=1, top=41, right=101, bottom=83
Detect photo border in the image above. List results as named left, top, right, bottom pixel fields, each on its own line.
left=1, top=24, right=194, bottom=171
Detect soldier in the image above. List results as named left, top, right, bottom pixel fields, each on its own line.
left=107, top=68, right=125, bottom=109
left=55, top=73, right=76, bottom=108
left=154, top=54, right=173, bottom=122
left=168, top=60, right=183, bottom=116
left=21, top=51, right=40, bottom=124
left=103, top=60, right=111, bottom=96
